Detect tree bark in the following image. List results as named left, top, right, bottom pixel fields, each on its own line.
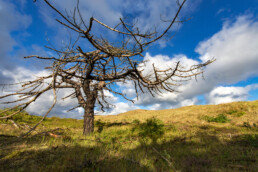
left=83, top=100, right=95, bottom=135
left=82, top=80, right=100, bottom=135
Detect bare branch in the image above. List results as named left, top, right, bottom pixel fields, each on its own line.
left=143, top=0, right=186, bottom=46
left=0, top=0, right=213, bottom=136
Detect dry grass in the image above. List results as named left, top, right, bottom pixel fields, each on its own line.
left=0, top=100, right=257, bottom=171
left=96, top=100, right=258, bottom=125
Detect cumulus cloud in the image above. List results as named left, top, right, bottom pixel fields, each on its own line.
left=34, top=0, right=199, bottom=49
left=37, top=0, right=122, bottom=28
left=0, top=6, right=131, bottom=117
left=207, top=84, right=258, bottom=104
left=0, top=65, right=136, bottom=117
left=148, top=97, right=197, bottom=110
left=122, top=0, right=183, bottom=32
left=0, top=0, right=31, bottom=68
left=125, top=53, right=200, bottom=109
left=197, top=15, right=258, bottom=83
left=1, top=1, right=258, bottom=118
left=129, top=15, right=258, bottom=109
left=0, top=66, right=85, bottom=118
left=39, top=0, right=196, bottom=30
left=207, top=86, right=249, bottom=104
left=99, top=102, right=137, bottom=115
left=26, top=88, right=83, bottom=118
left=172, top=15, right=258, bottom=100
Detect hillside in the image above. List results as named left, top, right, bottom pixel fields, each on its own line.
left=97, top=101, right=258, bottom=125
left=0, top=101, right=258, bottom=171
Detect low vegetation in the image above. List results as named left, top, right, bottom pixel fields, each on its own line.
left=131, top=118, right=165, bottom=144
left=0, top=101, right=258, bottom=171
left=202, top=114, right=231, bottom=123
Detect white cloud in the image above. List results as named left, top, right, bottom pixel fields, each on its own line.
left=0, top=0, right=31, bottom=67
left=38, top=0, right=122, bottom=27
left=38, top=0, right=196, bottom=30
left=34, top=0, right=199, bottom=49
left=100, top=102, right=137, bottom=115
left=207, top=84, right=258, bottom=105
left=207, top=86, right=248, bottom=104
left=0, top=67, right=83, bottom=118
left=131, top=53, right=200, bottom=109
left=197, top=15, right=258, bottom=84
left=25, top=88, right=83, bottom=118
left=180, top=15, right=258, bottom=101
left=102, top=90, right=119, bottom=103
left=148, top=97, right=197, bottom=110
left=140, top=53, right=198, bottom=76
left=127, top=15, right=258, bottom=110
left=1, top=1, right=258, bottom=117
left=0, top=66, right=136, bottom=117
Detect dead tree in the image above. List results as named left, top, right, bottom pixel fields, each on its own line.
left=0, top=0, right=213, bottom=136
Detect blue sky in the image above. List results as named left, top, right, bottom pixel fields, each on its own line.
left=0, top=0, right=258, bottom=118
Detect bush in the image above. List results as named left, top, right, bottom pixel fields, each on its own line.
left=131, top=117, right=165, bottom=143
left=203, top=114, right=230, bottom=123
left=227, top=110, right=245, bottom=117
left=227, top=110, right=238, bottom=114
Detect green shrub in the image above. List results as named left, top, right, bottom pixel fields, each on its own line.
left=235, top=111, right=245, bottom=117
left=227, top=110, right=245, bottom=117
left=227, top=110, right=237, bottom=114
left=131, top=117, right=165, bottom=143
left=203, top=114, right=230, bottom=123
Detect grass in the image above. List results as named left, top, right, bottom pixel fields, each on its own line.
left=0, top=100, right=258, bottom=171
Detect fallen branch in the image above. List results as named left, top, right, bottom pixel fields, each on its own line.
left=9, top=119, right=21, bottom=129
left=151, top=146, right=173, bottom=167
left=30, top=128, right=67, bottom=138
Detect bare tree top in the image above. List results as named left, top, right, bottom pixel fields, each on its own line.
left=0, top=0, right=214, bottom=136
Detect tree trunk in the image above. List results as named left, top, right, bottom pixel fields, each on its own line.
left=81, top=80, right=99, bottom=136
left=83, top=100, right=95, bottom=135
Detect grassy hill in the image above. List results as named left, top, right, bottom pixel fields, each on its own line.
left=0, top=101, right=258, bottom=171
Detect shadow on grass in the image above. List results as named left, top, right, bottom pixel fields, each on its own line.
left=0, top=137, right=150, bottom=172
left=0, top=126, right=257, bottom=172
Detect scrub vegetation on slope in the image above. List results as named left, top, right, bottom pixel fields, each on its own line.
left=0, top=101, right=258, bottom=171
